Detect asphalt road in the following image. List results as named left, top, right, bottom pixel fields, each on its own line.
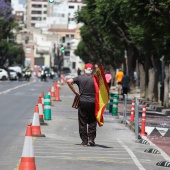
left=0, top=78, right=169, bottom=170
left=0, top=78, right=51, bottom=170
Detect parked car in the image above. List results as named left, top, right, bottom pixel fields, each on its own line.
left=0, top=68, right=9, bottom=80
left=8, top=69, right=18, bottom=80
left=61, top=67, right=71, bottom=75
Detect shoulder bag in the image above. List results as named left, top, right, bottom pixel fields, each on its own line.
left=72, top=77, right=91, bottom=109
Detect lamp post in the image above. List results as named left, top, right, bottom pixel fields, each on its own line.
left=124, top=50, right=128, bottom=74
left=160, top=55, right=164, bottom=106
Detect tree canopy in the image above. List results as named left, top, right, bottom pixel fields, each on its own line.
left=75, top=0, right=170, bottom=65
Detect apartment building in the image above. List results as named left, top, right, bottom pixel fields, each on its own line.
left=26, top=0, right=48, bottom=28
left=13, top=0, right=84, bottom=70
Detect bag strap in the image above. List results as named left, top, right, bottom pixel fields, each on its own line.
left=79, top=76, right=92, bottom=95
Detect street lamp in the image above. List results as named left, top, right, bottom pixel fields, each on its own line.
left=124, top=50, right=128, bottom=75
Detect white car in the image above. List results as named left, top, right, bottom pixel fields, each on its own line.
left=0, top=69, right=9, bottom=80
left=9, top=69, right=18, bottom=80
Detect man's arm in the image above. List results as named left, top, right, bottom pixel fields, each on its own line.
left=67, top=78, right=79, bottom=95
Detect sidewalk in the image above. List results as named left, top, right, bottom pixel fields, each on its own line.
left=110, top=86, right=170, bottom=158
left=32, top=84, right=170, bottom=169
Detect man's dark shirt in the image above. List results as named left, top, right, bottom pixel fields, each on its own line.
left=73, top=73, right=95, bottom=103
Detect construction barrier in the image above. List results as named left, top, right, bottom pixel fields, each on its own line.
left=44, top=94, right=51, bottom=120
left=112, top=94, right=119, bottom=116
left=19, top=123, right=36, bottom=170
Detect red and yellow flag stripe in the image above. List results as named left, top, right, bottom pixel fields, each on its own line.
left=93, top=65, right=109, bottom=126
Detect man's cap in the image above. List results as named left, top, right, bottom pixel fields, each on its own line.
left=85, top=63, right=93, bottom=69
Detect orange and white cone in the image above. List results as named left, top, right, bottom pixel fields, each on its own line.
left=32, top=105, right=45, bottom=137
left=48, top=88, right=54, bottom=106
left=41, top=92, right=44, bottom=111
left=38, top=97, right=47, bottom=126
left=54, top=85, right=61, bottom=101
left=19, top=123, right=36, bottom=170
left=51, top=84, right=55, bottom=102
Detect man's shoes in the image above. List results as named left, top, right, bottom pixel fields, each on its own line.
left=81, top=142, right=87, bottom=147
left=89, top=140, right=95, bottom=146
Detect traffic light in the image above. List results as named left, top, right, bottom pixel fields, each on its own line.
left=62, top=36, right=65, bottom=43
left=49, top=0, right=54, bottom=3
left=61, top=45, right=65, bottom=53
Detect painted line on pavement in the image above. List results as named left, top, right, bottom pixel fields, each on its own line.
left=142, top=136, right=170, bottom=162
left=0, top=82, right=34, bottom=95
left=117, top=138, right=146, bottom=170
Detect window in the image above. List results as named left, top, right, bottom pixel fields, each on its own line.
left=32, top=4, right=42, bottom=8
left=31, top=11, right=42, bottom=14
left=31, top=17, right=41, bottom=21
left=71, top=35, right=74, bottom=38
left=44, top=11, right=47, bottom=14
left=69, top=6, right=74, bottom=9
left=66, top=34, right=69, bottom=38
left=26, top=47, right=31, bottom=53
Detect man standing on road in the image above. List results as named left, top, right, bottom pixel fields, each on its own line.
left=67, top=63, right=97, bottom=146
left=122, top=72, right=130, bottom=100
left=115, top=68, right=124, bottom=95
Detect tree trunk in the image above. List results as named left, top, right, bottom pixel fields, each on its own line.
left=163, top=64, right=169, bottom=107
left=147, top=67, right=155, bottom=100
left=139, top=63, right=145, bottom=98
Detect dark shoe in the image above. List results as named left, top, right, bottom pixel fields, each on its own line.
left=89, top=140, right=95, bottom=146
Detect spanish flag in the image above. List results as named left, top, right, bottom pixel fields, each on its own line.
left=93, top=64, right=109, bottom=126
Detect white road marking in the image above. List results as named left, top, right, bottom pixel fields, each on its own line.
left=0, top=82, right=34, bottom=95
left=117, top=138, right=146, bottom=170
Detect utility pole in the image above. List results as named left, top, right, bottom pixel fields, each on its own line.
left=124, top=50, right=128, bottom=75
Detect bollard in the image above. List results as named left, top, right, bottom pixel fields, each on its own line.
left=44, top=94, right=51, bottom=120
left=109, top=93, right=114, bottom=113
left=106, top=92, right=112, bottom=110
left=140, top=105, right=146, bottom=136
left=129, top=100, right=135, bottom=122
left=112, top=94, right=119, bottom=116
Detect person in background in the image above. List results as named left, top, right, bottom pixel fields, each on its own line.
left=77, top=68, right=81, bottom=76
left=105, top=70, right=112, bottom=90
left=122, top=72, right=130, bottom=99
left=67, top=63, right=97, bottom=146
left=115, top=68, right=124, bottom=95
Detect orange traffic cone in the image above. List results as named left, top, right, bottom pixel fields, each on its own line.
left=48, top=88, right=54, bottom=106
left=38, top=97, right=48, bottom=126
left=54, top=85, right=61, bottom=101
left=19, top=123, right=36, bottom=170
left=41, top=92, right=44, bottom=111
left=51, top=84, right=55, bottom=101
left=32, top=105, right=45, bottom=137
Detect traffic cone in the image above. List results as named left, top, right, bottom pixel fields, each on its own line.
left=54, top=85, right=61, bottom=101
left=48, top=88, right=54, bottom=106
left=19, top=123, right=36, bottom=170
left=41, top=92, right=44, bottom=111
left=38, top=97, right=48, bottom=126
left=129, top=100, right=135, bottom=122
left=51, top=84, right=55, bottom=102
left=32, top=105, right=45, bottom=137
left=140, top=105, right=147, bottom=136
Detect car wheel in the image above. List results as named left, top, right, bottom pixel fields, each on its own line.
left=2, top=76, right=7, bottom=80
